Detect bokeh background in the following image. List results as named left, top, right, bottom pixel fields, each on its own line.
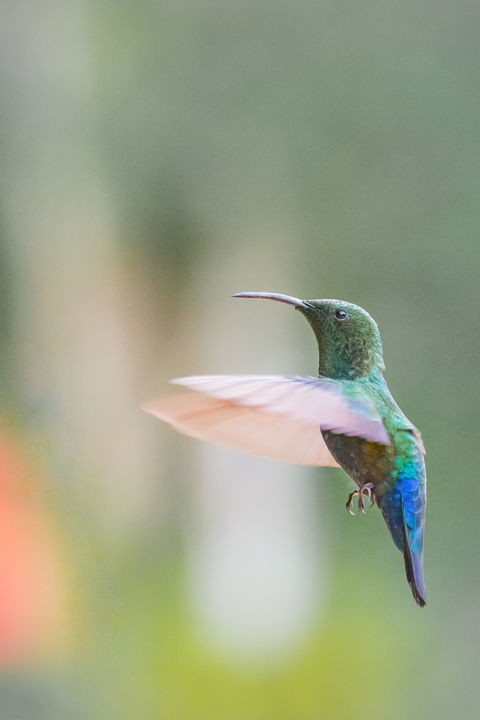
left=0, top=1, right=479, bottom=718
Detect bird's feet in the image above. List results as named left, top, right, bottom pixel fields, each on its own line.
left=346, top=483, right=375, bottom=515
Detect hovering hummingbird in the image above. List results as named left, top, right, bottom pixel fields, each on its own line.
left=144, top=292, right=427, bottom=607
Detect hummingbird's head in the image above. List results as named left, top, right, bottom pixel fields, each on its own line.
left=233, top=292, right=384, bottom=379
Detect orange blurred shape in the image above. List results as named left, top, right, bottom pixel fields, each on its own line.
left=0, top=427, right=67, bottom=665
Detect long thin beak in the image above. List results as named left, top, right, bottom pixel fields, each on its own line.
left=232, top=291, right=309, bottom=309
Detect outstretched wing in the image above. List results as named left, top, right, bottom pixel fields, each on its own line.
left=143, top=375, right=389, bottom=467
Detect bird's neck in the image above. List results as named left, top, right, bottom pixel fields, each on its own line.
left=317, top=346, right=385, bottom=380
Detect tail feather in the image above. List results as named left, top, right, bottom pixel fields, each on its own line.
left=402, top=524, right=426, bottom=607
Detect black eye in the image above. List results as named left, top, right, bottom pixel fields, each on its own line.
left=335, top=309, right=348, bottom=321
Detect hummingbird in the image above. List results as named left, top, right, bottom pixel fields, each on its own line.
left=144, top=292, right=427, bottom=607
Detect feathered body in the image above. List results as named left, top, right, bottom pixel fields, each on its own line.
left=321, top=373, right=426, bottom=606
left=145, top=293, right=427, bottom=607
left=303, top=298, right=427, bottom=606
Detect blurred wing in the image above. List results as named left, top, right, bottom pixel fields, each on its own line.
left=143, top=374, right=389, bottom=467
left=144, top=391, right=338, bottom=466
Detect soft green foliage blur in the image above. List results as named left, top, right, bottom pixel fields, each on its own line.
left=0, top=0, right=479, bottom=718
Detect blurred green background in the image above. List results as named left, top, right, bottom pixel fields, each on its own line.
left=0, top=0, right=479, bottom=718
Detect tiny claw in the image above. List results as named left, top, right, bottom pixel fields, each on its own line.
left=361, top=482, right=375, bottom=508
left=346, top=483, right=375, bottom=515
left=346, top=489, right=358, bottom=516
